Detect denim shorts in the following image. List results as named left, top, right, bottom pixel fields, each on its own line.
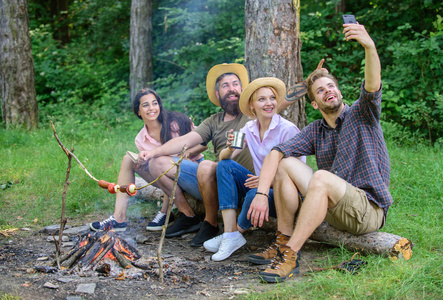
left=172, top=156, right=203, bottom=201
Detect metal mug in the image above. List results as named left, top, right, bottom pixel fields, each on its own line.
left=226, top=131, right=245, bottom=149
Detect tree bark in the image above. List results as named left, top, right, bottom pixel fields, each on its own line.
left=244, top=0, right=306, bottom=129
left=130, top=0, right=154, bottom=102
left=0, top=0, right=38, bottom=129
left=310, top=222, right=413, bottom=260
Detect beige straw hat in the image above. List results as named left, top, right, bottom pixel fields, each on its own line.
left=206, top=63, right=249, bottom=107
left=239, top=77, right=286, bottom=117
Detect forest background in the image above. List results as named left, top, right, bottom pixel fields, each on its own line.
left=17, top=0, right=443, bottom=145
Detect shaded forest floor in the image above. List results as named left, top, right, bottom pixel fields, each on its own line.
left=0, top=216, right=333, bottom=299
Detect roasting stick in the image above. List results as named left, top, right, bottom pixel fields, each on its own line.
left=51, top=122, right=176, bottom=198
left=157, top=146, right=186, bottom=284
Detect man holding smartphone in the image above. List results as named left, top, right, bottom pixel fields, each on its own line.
left=247, top=22, right=392, bottom=283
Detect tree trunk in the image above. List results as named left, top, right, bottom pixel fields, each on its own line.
left=50, top=0, right=70, bottom=44
left=244, top=0, right=306, bottom=129
left=310, top=222, right=413, bottom=260
left=130, top=0, right=154, bottom=102
left=0, top=0, right=38, bottom=130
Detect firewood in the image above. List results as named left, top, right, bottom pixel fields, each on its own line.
left=309, top=222, right=413, bottom=260
left=84, top=238, right=116, bottom=271
left=115, top=237, right=141, bottom=260
left=112, top=248, right=132, bottom=269
left=61, top=244, right=90, bottom=269
left=77, top=240, right=103, bottom=267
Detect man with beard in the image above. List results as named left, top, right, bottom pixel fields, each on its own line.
left=138, top=63, right=254, bottom=245
left=247, top=23, right=392, bottom=283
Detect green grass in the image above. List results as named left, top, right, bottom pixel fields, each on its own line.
left=1, top=122, right=442, bottom=299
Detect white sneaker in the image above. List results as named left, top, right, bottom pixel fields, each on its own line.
left=211, top=234, right=246, bottom=261
left=203, top=234, right=223, bottom=252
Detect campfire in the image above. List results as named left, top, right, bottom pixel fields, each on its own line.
left=54, top=230, right=142, bottom=275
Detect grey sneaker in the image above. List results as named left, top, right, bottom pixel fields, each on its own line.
left=90, top=216, right=127, bottom=232
left=146, top=211, right=175, bottom=231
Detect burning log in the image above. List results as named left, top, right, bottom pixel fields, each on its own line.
left=52, top=230, right=142, bottom=272
left=309, top=222, right=413, bottom=260
left=84, top=237, right=116, bottom=271
left=112, top=248, right=132, bottom=269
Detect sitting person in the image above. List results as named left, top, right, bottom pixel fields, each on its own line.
left=248, top=23, right=392, bottom=283
left=90, top=88, right=206, bottom=232
left=203, top=77, right=305, bottom=261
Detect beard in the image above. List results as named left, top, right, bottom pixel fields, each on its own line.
left=317, top=93, right=343, bottom=114
left=219, top=91, right=241, bottom=115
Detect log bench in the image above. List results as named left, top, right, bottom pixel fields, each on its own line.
left=134, top=177, right=413, bottom=260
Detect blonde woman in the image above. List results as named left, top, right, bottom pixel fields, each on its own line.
left=203, top=78, right=305, bottom=261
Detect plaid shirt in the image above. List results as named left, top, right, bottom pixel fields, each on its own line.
left=274, top=82, right=392, bottom=216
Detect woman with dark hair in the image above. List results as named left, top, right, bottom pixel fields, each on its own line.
left=90, top=88, right=206, bottom=232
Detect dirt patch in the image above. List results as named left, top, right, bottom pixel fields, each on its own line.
left=0, top=217, right=332, bottom=299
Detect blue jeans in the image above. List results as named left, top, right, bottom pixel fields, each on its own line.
left=216, top=159, right=276, bottom=231
left=172, top=157, right=203, bottom=201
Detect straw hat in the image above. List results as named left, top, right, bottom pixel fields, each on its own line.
left=206, top=63, right=249, bottom=107
left=239, top=77, right=286, bottom=117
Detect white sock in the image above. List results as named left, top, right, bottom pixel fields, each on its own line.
left=223, top=231, right=240, bottom=239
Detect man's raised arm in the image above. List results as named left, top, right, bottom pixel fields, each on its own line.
left=343, top=23, right=381, bottom=93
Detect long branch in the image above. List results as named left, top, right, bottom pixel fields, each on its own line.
left=157, top=147, right=186, bottom=284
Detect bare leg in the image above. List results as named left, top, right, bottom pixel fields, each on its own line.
left=273, top=157, right=313, bottom=236
left=197, top=160, right=219, bottom=227
left=221, top=209, right=237, bottom=232
left=113, top=155, right=137, bottom=223
left=285, top=170, right=347, bottom=252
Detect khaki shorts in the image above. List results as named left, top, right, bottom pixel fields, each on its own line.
left=325, top=182, right=384, bottom=235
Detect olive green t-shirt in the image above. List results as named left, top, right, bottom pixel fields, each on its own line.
left=194, top=112, right=254, bottom=173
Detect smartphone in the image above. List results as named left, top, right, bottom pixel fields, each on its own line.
left=342, top=14, right=357, bottom=24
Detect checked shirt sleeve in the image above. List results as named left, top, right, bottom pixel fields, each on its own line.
left=272, top=122, right=317, bottom=158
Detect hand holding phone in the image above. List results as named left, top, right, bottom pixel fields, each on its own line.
left=342, top=14, right=357, bottom=41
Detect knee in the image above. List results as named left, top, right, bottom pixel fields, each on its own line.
left=197, top=160, right=217, bottom=180
left=215, top=159, right=234, bottom=176
left=308, top=170, right=330, bottom=190
left=275, top=158, right=293, bottom=181
left=149, top=156, right=172, bottom=172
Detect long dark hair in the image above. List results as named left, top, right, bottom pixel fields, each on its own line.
left=132, top=88, right=193, bottom=144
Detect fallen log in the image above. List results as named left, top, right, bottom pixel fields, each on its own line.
left=309, top=222, right=413, bottom=260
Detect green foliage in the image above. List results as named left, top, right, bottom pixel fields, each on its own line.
left=383, top=20, right=443, bottom=143
left=26, top=0, right=443, bottom=141
left=29, top=0, right=132, bottom=127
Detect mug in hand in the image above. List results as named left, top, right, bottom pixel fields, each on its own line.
left=226, top=131, right=245, bottom=149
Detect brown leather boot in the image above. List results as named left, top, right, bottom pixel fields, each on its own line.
left=248, top=231, right=290, bottom=265
left=259, top=244, right=300, bottom=283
